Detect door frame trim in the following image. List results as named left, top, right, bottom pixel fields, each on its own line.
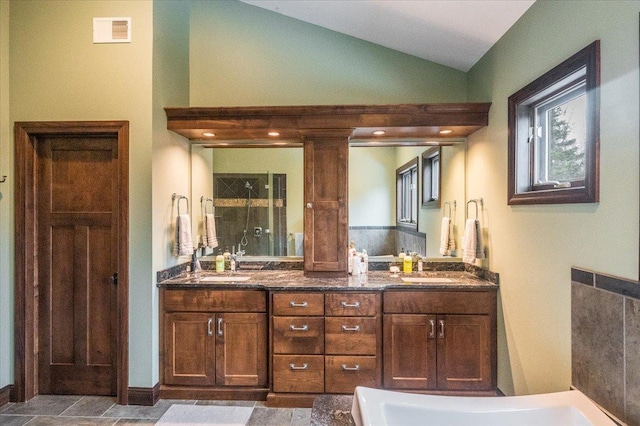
left=14, top=121, right=129, bottom=404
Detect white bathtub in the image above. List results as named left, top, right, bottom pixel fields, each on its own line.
left=351, top=387, right=617, bottom=426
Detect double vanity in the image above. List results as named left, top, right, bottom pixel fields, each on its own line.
left=157, top=264, right=498, bottom=407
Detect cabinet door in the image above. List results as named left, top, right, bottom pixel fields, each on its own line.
left=164, top=313, right=215, bottom=386
left=436, top=314, right=492, bottom=391
left=304, top=136, right=348, bottom=273
left=215, top=313, right=267, bottom=387
left=383, top=314, right=437, bottom=390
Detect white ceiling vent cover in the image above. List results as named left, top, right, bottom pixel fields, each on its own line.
left=93, top=17, right=131, bottom=43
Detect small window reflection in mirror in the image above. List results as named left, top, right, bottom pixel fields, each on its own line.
left=508, top=40, right=600, bottom=205
left=422, top=147, right=441, bottom=208
left=396, top=157, right=418, bottom=230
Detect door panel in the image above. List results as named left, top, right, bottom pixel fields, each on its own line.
left=437, top=314, right=492, bottom=391
left=383, top=314, right=437, bottom=390
left=164, top=313, right=216, bottom=386
left=37, top=136, right=118, bottom=396
left=216, top=313, right=267, bottom=387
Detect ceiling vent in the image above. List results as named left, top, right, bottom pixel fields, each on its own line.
left=93, top=17, right=131, bottom=43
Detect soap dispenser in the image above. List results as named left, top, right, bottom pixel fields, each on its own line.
left=191, top=250, right=202, bottom=275
left=215, top=250, right=225, bottom=272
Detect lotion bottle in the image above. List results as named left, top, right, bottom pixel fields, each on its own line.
left=215, top=251, right=225, bottom=272
left=403, top=253, right=412, bottom=273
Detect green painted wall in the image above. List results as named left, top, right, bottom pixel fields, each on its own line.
left=467, top=0, right=639, bottom=396
left=0, top=0, right=13, bottom=390
left=189, top=0, right=467, bottom=106
left=8, top=0, right=155, bottom=388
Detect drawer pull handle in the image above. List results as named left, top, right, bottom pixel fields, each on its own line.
left=289, top=363, right=308, bottom=370
left=289, top=324, right=309, bottom=331
left=429, top=319, right=435, bottom=339
left=207, top=318, right=213, bottom=336
left=289, top=301, right=308, bottom=308
left=439, top=319, right=445, bottom=339
left=341, top=364, right=360, bottom=371
left=341, top=325, right=360, bottom=332
left=217, top=317, right=224, bottom=336
left=341, top=301, right=360, bottom=308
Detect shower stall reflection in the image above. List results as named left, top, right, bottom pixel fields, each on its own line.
left=213, top=173, right=288, bottom=256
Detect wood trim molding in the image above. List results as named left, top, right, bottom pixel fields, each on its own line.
left=128, top=383, right=160, bottom=406
left=0, top=384, right=13, bottom=406
left=14, top=121, right=129, bottom=404
left=164, top=103, right=491, bottom=142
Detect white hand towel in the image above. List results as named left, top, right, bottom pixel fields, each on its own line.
left=447, top=219, right=456, bottom=255
left=439, top=217, right=451, bottom=256
left=462, top=218, right=477, bottom=264
left=204, top=213, right=218, bottom=249
left=173, top=214, right=194, bottom=257
left=474, top=218, right=484, bottom=260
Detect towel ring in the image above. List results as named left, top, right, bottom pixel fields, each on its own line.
left=200, top=196, right=214, bottom=215
left=443, top=200, right=456, bottom=219
left=466, top=198, right=483, bottom=220
left=172, top=193, right=189, bottom=215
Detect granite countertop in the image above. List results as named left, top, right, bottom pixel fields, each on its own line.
left=157, top=269, right=497, bottom=291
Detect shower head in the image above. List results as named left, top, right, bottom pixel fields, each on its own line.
left=245, top=182, right=253, bottom=190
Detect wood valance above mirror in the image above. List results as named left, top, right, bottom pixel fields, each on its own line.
left=164, top=103, right=491, bottom=146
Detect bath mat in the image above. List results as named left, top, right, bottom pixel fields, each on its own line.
left=156, top=404, right=254, bottom=426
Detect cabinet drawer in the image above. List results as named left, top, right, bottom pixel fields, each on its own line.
left=384, top=291, right=494, bottom=314
left=325, top=356, right=378, bottom=394
left=272, top=293, right=324, bottom=315
left=163, top=289, right=266, bottom=312
left=273, top=316, right=324, bottom=354
left=325, top=293, right=380, bottom=316
left=273, top=355, right=324, bottom=393
left=325, top=317, right=378, bottom=355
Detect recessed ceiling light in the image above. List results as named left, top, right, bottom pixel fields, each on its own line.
left=372, top=130, right=386, bottom=136
left=202, top=132, right=216, bottom=137
left=439, top=129, right=453, bottom=135
left=268, top=131, right=280, bottom=137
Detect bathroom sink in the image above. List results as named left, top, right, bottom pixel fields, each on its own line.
left=401, top=277, right=454, bottom=283
left=199, top=275, right=251, bottom=282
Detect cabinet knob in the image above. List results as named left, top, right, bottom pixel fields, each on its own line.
left=306, top=203, right=313, bottom=208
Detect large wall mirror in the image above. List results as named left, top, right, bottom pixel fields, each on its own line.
left=191, top=142, right=466, bottom=260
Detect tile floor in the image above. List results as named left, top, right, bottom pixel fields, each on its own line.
left=0, top=395, right=311, bottom=426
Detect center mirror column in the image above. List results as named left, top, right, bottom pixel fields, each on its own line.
left=303, top=131, right=350, bottom=276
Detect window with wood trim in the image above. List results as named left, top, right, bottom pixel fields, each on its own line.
left=508, top=40, right=600, bottom=205
left=396, top=157, right=419, bottom=230
left=422, top=147, right=441, bottom=208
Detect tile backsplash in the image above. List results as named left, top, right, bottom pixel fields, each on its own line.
left=571, top=267, right=640, bottom=425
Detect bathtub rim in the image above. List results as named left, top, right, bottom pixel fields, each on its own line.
left=351, top=386, right=617, bottom=426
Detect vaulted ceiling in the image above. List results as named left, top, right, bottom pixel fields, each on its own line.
left=240, top=0, right=535, bottom=72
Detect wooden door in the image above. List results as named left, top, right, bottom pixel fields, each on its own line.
left=164, top=313, right=216, bottom=386
left=436, top=314, right=492, bottom=391
left=383, top=314, right=437, bottom=390
left=215, top=313, right=267, bottom=387
left=303, top=136, right=348, bottom=274
left=36, top=136, right=120, bottom=396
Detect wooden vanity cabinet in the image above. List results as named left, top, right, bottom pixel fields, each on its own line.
left=383, top=290, right=496, bottom=393
left=269, top=291, right=382, bottom=406
left=160, top=289, right=268, bottom=399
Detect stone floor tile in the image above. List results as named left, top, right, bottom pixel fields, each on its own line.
left=0, top=414, right=35, bottom=426
left=61, top=396, right=117, bottom=417
left=246, top=407, right=294, bottom=426
left=21, top=415, right=117, bottom=425
left=291, top=408, right=312, bottom=426
left=0, top=395, right=83, bottom=416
